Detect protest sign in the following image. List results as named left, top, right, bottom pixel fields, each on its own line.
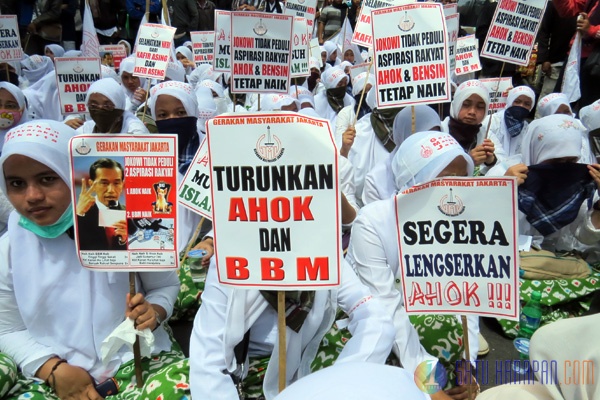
left=99, top=45, right=127, bottom=70
left=207, top=112, right=341, bottom=288
left=70, top=135, right=178, bottom=271
left=291, top=17, right=310, bottom=78
left=179, top=138, right=212, bottom=219
left=446, top=13, right=459, bottom=75
left=443, top=3, right=458, bottom=16
left=284, top=0, right=318, bottom=34
left=191, top=31, right=215, bottom=66
left=352, top=0, right=395, bottom=47
left=0, top=16, right=23, bottom=62
left=309, top=38, right=322, bottom=67
left=372, top=3, right=450, bottom=108
left=133, top=23, right=176, bottom=79
left=214, top=10, right=232, bottom=72
left=455, top=34, right=481, bottom=75
left=481, top=0, right=548, bottom=66
left=230, top=13, right=293, bottom=93
left=481, top=77, right=513, bottom=114
left=397, top=175, right=519, bottom=320
left=55, top=57, right=101, bottom=115
left=350, top=62, right=371, bottom=81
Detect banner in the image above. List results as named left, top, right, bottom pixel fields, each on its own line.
left=178, top=138, right=212, bottom=219
left=214, top=10, right=232, bottom=72
left=455, top=34, right=481, bottom=76
left=372, top=3, right=450, bottom=108
left=284, top=0, right=318, bottom=33
left=291, top=17, right=310, bottom=78
left=230, top=12, right=293, bottom=93
left=133, top=23, right=177, bottom=79
left=99, top=45, right=127, bottom=70
left=562, top=32, right=581, bottom=103
left=481, top=77, right=513, bottom=114
left=397, top=176, right=519, bottom=320
left=208, top=112, right=341, bottom=288
left=480, top=0, right=548, bottom=66
left=55, top=57, right=101, bottom=115
left=81, top=1, right=100, bottom=58
left=191, top=31, right=215, bottom=66
left=352, top=0, right=395, bottom=47
left=70, top=135, right=178, bottom=271
left=446, top=13, right=459, bottom=76
left=0, top=16, right=23, bottom=62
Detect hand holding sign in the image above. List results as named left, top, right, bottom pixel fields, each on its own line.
left=76, top=178, right=97, bottom=216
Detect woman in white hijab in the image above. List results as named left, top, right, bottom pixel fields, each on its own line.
left=0, top=120, right=187, bottom=399
left=536, top=92, right=574, bottom=117
left=75, top=78, right=149, bottom=134
left=347, top=131, right=480, bottom=400
left=334, top=70, right=376, bottom=147
left=20, top=55, right=55, bottom=87
left=362, top=105, right=442, bottom=205
left=486, top=86, right=536, bottom=164
left=176, top=45, right=195, bottom=74
left=119, top=56, right=147, bottom=112
left=0, top=82, right=30, bottom=152
left=313, top=66, right=355, bottom=128
left=441, top=80, right=496, bottom=168
left=44, top=44, right=65, bottom=60
left=22, top=71, right=62, bottom=121
left=322, top=41, right=340, bottom=67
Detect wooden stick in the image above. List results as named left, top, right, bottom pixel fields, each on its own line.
left=179, top=217, right=205, bottom=266
left=258, top=94, right=261, bottom=111
left=460, top=315, right=472, bottom=400
left=161, top=0, right=170, bottom=25
left=130, top=272, right=144, bottom=388
left=145, top=0, right=150, bottom=19
left=277, top=291, right=287, bottom=393
left=411, top=105, right=416, bottom=134
left=352, top=60, right=374, bottom=126
left=294, top=78, right=299, bottom=99
left=24, top=34, right=31, bottom=55
left=438, top=103, right=442, bottom=120
left=485, top=62, right=506, bottom=139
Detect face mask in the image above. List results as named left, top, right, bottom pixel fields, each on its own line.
left=504, top=105, right=530, bottom=138
left=18, top=206, right=74, bottom=239
left=155, top=116, right=199, bottom=156
left=0, top=71, right=19, bottom=86
left=89, top=109, right=124, bottom=133
left=0, top=109, right=22, bottom=129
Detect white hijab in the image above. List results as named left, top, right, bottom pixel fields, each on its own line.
left=450, top=80, right=490, bottom=119
left=536, top=93, right=571, bottom=118
left=391, top=131, right=474, bottom=191
left=579, top=99, right=600, bottom=131
left=195, top=86, right=217, bottom=133
left=0, top=82, right=30, bottom=149
left=392, top=106, right=441, bottom=155
left=506, top=86, right=536, bottom=109
left=260, top=93, right=300, bottom=111
left=22, top=72, right=61, bottom=121
left=351, top=71, right=375, bottom=97
left=520, top=114, right=584, bottom=165
left=150, top=81, right=199, bottom=119
left=44, top=44, right=65, bottom=58
left=20, top=55, right=55, bottom=85
left=118, top=56, right=147, bottom=96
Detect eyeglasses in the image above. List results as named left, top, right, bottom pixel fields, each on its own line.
left=88, top=102, right=116, bottom=111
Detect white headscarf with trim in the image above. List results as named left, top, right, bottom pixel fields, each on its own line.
left=150, top=81, right=199, bottom=118
left=20, top=55, right=54, bottom=85
left=450, top=80, right=490, bottom=119
left=536, top=93, right=572, bottom=118
left=0, top=82, right=30, bottom=149
left=579, top=99, right=600, bottom=131
left=520, top=114, right=584, bottom=165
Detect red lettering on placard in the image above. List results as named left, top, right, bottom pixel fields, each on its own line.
left=297, top=257, right=329, bottom=280
left=226, top=257, right=249, bottom=279
left=261, top=257, right=285, bottom=280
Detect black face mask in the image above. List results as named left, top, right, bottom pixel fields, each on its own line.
left=90, top=109, right=124, bottom=133
left=0, top=70, right=19, bottom=86
left=155, top=116, right=199, bottom=156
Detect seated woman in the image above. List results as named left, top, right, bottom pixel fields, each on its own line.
left=70, top=78, right=149, bottom=134
left=347, top=131, right=481, bottom=400
left=175, top=46, right=195, bottom=75
left=0, top=120, right=188, bottom=399
left=44, top=44, right=65, bottom=60
left=119, top=56, right=148, bottom=112
left=313, top=67, right=355, bottom=128
left=486, top=86, right=536, bottom=165
left=441, top=80, right=496, bottom=170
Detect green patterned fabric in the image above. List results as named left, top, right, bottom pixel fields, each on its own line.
left=0, top=353, right=17, bottom=398
left=497, top=267, right=600, bottom=338
left=5, top=349, right=190, bottom=400
left=171, top=256, right=206, bottom=322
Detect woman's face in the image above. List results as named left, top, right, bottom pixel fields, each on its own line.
left=154, top=95, right=188, bottom=120
left=344, top=49, right=355, bottom=63
left=88, top=93, right=116, bottom=111
left=457, top=94, right=486, bottom=125
left=512, top=95, right=533, bottom=111
left=4, top=155, right=70, bottom=226
left=121, top=71, right=141, bottom=93
left=176, top=52, right=189, bottom=62
left=436, top=156, right=469, bottom=177
left=0, top=89, right=19, bottom=110
left=555, top=104, right=572, bottom=115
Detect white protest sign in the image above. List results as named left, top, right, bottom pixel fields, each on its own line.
left=70, top=135, right=178, bottom=271
left=284, top=0, right=318, bottom=34
left=230, top=12, right=293, bottom=93
left=133, top=23, right=176, bottom=79
left=455, top=35, right=481, bottom=75
left=191, top=31, right=215, bottom=66
left=214, top=10, right=232, bottom=72
left=291, top=17, right=310, bottom=78
left=208, top=112, right=341, bottom=289
left=481, top=0, right=548, bottom=66
left=178, top=138, right=212, bottom=219
left=99, top=44, right=127, bottom=70
left=397, top=176, right=519, bottom=320
left=352, top=0, right=395, bottom=47
left=309, top=37, right=322, bottom=67
left=481, top=77, right=513, bottom=114
left=443, top=3, right=458, bottom=16
left=0, top=16, right=23, bottom=62
left=350, top=62, right=370, bottom=81
left=446, top=13, right=459, bottom=75
left=55, top=57, right=101, bottom=115
left=372, top=3, right=451, bottom=108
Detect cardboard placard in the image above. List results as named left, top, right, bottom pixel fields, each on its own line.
left=208, top=112, right=341, bottom=289
left=397, top=176, right=519, bottom=320
left=178, top=138, right=212, bottom=219
left=372, top=3, right=451, bottom=108
left=291, top=17, right=310, bottom=78
left=352, top=0, right=396, bottom=47
left=70, top=135, right=178, bottom=271
left=0, top=16, right=23, bottom=62
left=55, top=57, right=101, bottom=115
left=455, top=35, right=481, bottom=75
left=191, top=31, right=215, bottom=66
left=214, top=10, right=232, bottom=72
left=99, top=45, right=127, bottom=70
left=284, top=0, right=318, bottom=32
left=133, top=23, right=177, bottom=79
left=480, top=77, right=513, bottom=114
left=230, top=12, right=293, bottom=93
left=446, top=13, right=459, bottom=76
left=480, top=0, right=548, bottom=66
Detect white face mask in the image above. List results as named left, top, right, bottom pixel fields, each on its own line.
left=197, top=108, right=218, bottom=133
